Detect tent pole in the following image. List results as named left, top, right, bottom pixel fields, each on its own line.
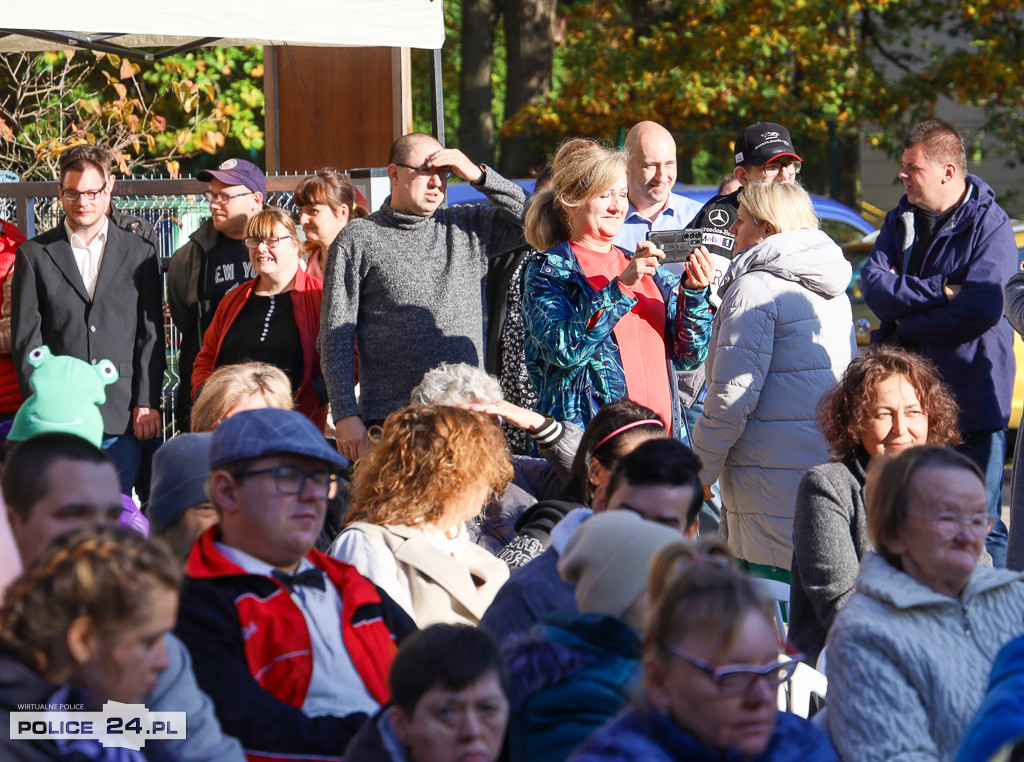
left=264, top=46, right=281, bottom=174
left=430, top=47, right=445, bottom=146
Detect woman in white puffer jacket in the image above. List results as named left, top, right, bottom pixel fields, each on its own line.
left=692, top=181, right=855, bottom=578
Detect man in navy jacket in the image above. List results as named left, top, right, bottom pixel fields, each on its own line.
left=862, top=119, right=1016, bottom=566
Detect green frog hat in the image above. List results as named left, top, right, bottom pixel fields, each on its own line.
left=9, top=346, right=118, bottom=447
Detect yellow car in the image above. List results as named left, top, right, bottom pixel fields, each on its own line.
left=843, top=223, right=1024, bottom=430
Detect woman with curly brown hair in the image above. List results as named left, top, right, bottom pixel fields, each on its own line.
left=0, top=525, right=180, bottom=759
left=328, top=405, right=514, bottom=627
left=788, top=344, right=961, bottom=663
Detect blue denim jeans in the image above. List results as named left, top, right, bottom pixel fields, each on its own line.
left=681, top=399, right=722, bottom=536
left=101, top=433, right=142, bottom=495
left=956, top=429, right=1008, bottom=568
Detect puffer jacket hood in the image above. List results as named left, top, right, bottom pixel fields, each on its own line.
left=722, top=228, right=852, bottom=300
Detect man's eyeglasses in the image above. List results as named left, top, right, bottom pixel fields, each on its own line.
left=661, top=642, right=801, bottom=696
left=204, top=190, right=255, bottom=204
left=394, top=162, right=452, bottom=180
left=917, top=511, right=996, bottom=539
left=234, top=465, right=338, bottom=496
left=761, top=159, right=802, bottom=178
left=60, top=187, right=107, bottom=202
left=243, top=235, right=294, bottom=249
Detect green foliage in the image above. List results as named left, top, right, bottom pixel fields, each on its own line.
left=412, top=2, right=462, bottom=141
left=503, top=0, right=1024, bottom=171
left=142, top=46, right=265, bottom=159
left=0, top=45, right=264, bottom=180
left=411, top=0, right=508, bottom=148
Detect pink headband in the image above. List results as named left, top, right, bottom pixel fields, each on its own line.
left=594, top=419, right=665, bottom=450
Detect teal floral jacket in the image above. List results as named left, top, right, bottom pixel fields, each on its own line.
left=522, top=240, right=713, bottom=432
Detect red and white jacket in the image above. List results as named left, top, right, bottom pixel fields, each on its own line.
left=176, top=528, right=416, bottom=762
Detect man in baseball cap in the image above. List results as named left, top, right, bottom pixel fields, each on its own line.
left=685, top=121, right=803, bottom=261
left=175, top=407, right=415, bottom=758
left=732, top=122, right=803, bottom=185
left=167, top=158, right=266, bottom=430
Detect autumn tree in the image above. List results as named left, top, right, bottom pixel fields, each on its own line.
left=0, top=47, right=264, bottom=180
left=503, top=0, right=1024, bottom=198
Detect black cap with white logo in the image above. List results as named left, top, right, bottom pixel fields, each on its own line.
left=733, top=123, right=802, bottom=167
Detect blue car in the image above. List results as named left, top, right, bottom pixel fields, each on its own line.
left=447, top=181, right=875, bottom=246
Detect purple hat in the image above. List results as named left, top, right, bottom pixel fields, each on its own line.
left=733, top=123, right=802, bottom=167
left=209, top=408, right=348, bottom=470
left=198, top=158, right=267, bottom=197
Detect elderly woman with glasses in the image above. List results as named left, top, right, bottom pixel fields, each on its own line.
left=570, top=539, right=836, bottom=762
left=192, top=208, right=328, bottom=430
left=825, top=446, right=1024, bottom=762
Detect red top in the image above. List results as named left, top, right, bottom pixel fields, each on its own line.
left=0, top=220, right=27, bottom=415
left=571, top=242, right=672, bottom=429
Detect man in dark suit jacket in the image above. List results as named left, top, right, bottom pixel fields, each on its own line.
left=11, top=144, right=165, bottom=492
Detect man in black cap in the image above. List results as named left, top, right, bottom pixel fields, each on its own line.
left=175, top=407, right=415, bottom=759
left=168, top=158, right=266, bottom=430
left=686, top=122, right=803, bottom=261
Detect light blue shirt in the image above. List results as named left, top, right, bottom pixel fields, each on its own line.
left=613, top=192, right=704, bottom=255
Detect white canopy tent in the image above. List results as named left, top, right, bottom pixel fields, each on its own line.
left=0, top=0, right=445, bottom=57
left=0, top=0, right=448, bottom=177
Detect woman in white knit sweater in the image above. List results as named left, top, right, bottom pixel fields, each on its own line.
left=826, top=446, right=1024, bottom=762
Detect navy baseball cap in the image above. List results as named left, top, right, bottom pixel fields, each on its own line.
left=209, top=408, right=349, bottom=470
left=198, top=158, right=267, bottom=197
left=733, top=123, right=801, bottom=167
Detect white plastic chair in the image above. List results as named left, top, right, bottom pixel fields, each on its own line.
left=754, top=578, right=791, bottom=640
left=781, top=661, right=828, bottom=718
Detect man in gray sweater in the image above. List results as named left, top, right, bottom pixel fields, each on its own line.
left=320, top=133, right=526, bottom=459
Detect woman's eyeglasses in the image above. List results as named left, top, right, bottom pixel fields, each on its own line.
left=243, top=236, right=294, bottom=249
left=916, top=511, right=996, bottom=538
left=661, top=642, right=801, bottom=697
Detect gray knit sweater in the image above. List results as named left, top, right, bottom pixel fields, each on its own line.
left=789, top=453, right=871, bottom=664
left=320, top=168, right=526, bottom=421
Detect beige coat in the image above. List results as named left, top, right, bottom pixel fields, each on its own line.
left=329, top=522, right=510, bottom=628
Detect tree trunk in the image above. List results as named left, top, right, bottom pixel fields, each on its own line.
left=459, top=0, right=498, bottom=166
left=500, top=0, right=557, bottom=176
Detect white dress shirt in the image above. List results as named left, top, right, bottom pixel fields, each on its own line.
left=64, top=217, right=108, bottom=300
left=215, top=542, right=379, bottom=718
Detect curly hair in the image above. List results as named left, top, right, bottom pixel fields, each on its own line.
left=818, top=345, right=960, bottom=460
left=0, top=525, right=180, bottom=676
left=346, top=405, right=514, bottom=528
left=410, top=362, right=503, bottom=407
left=645, top=537, right=776, bottom=662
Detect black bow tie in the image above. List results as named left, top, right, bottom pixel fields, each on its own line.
left=271, top=568, right=326, bottom=592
